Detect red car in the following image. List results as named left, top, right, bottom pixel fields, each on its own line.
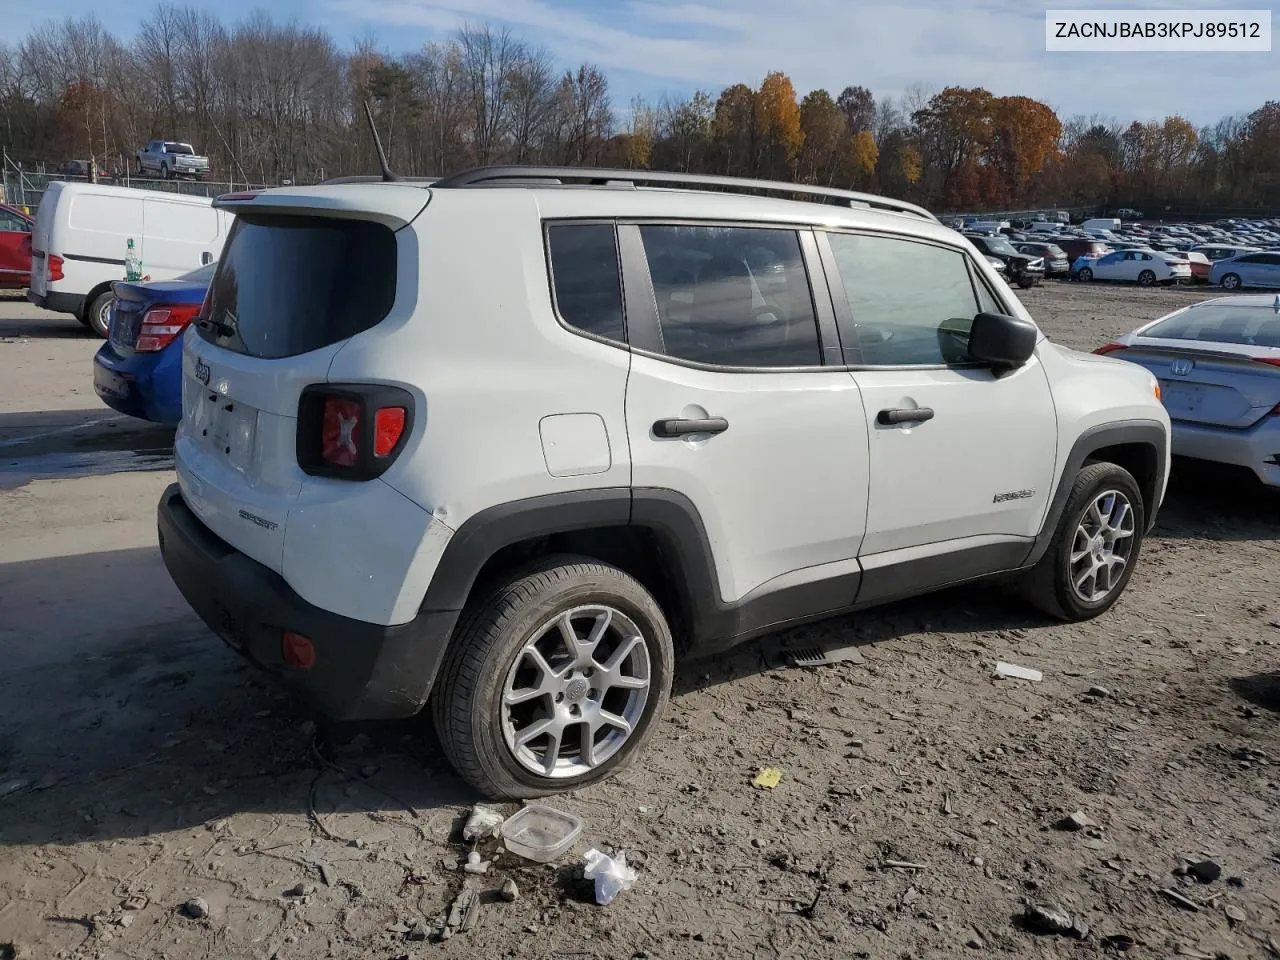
left=0, top=202, right=34, bottom=290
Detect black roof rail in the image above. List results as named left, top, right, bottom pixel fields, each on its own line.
left=429, top=165, right=938, bottom=222
left=320, top=175, right=439, bottom=185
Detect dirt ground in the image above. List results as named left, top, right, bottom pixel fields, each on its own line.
left=1, top=281, right=1278, bottom=960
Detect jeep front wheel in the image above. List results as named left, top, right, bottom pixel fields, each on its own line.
left=432, top=557, right=674, bottom=799
left=1020, top=462, right=1145, bottom=622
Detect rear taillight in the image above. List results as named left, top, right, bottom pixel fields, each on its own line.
left=48, top=254, right=64, bottom=281
left=1093, top=343, right=1129, bottom=356
left=136, top=303, right=200, bottom=352
left=1255, top=357, right=1280, bottom=367
left=298, top=384, right=413, bottom=480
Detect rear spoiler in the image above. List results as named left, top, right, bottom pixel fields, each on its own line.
left=213, top=185, right=431, bottom=230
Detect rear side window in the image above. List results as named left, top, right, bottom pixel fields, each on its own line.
left=547, top=223, right=624, bottom=343
left=200, top=214, right=396, bottom=358
left=638, top=224, right=821, bottom=368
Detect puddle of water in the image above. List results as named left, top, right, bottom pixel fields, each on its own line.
left=0, top=421, right=175, bottom=488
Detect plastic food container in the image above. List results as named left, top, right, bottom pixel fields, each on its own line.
left=500, top=804, right=583, bottom=863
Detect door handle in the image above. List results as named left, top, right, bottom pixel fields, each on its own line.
left=653, top=417, right=729, bottom=438
left=877, top=407, right=935, bottom=426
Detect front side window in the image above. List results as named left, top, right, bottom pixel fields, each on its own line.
left=546, top=223, right=624, bottom=343
left=828, top=233, right=984, bottom=366
left=638, top=224, right=821, bottom=368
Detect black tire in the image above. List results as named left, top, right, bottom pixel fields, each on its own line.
left=1017, top=276, right=1037, bottom=289
left=161, top=162, right=170, bottom=180
left=1138, top=269, right=1156, bottom=286
left=1019, top=462, right=1146, bottom=622
left=1077, top=267, right=1093, bottom=281
left=431, top=556, right=675, bottom=799
left=85, top=289, right=114, bottom=338
left=1221, top=273, right=1241, bottom=290
left=135, top=157, right=144, bottom=176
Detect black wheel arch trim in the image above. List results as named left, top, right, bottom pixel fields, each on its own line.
left=1023, top=419, right=1167, bottom=568
left=417, top=486, right=860, bottom=655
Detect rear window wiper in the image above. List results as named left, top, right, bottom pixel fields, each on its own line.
left=196, top=315, right=235, bottom=338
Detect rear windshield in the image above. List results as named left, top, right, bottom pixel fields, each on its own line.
left=165, top=142, right=195, bottom=155
left=198, top=213, right=396, bottom=358
left=1145, top=304, right=1280, bottom=347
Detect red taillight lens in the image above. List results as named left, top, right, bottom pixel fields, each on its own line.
left=1256, top=357, right=1280, bottom=367
left=1094, top=343, right=1129, bottom=356
left=48, top=253, right=64, bottom=281
left=135, top=303, right=200, bottom=352
left=321, top=397, right=362, bottom=467
left=299, top=385, right=413, bottom=480
left=281, top=631, right=316, bottom=669
left=374, top=407, right=406, bottom=457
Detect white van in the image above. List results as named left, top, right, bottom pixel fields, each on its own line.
left=1029, top=222, right=1062, bottom=234
left=1082, top=217, right=1122, bottom=233
left=28, top=182, right=235, bottom=337
left=967, top=220, right=1009, bottom=235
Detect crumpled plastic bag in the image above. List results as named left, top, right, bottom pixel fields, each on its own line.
left=582, top=848, right=637, bottom=905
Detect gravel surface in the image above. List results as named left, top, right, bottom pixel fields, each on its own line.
left=1, top=283, right=1277, bottom=960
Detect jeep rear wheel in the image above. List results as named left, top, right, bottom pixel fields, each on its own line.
left=1020, top=462, right=1145, bottom=622
left=432, top=557, right=674, bottom=799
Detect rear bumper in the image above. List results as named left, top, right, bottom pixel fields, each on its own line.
left=1172, top=417, right=1280, bottom=487
left=157, top=484, right=460, bottom=719
left=28, top=289, right=85, bottom=318
left=93, top=340, right=183, bottom=425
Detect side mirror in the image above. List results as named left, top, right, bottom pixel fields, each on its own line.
left=968, top=312, right=1037, bottom=370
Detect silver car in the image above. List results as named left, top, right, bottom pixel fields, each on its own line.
left=1210, top=251, right=1280, bottom=290
left=1097, top=295, right=1280, bottom=487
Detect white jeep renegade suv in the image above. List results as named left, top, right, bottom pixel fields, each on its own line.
left=157, top=166, right=1171, bottom=799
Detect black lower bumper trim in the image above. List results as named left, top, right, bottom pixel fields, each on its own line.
left=157, top=484, right=458, bottom=720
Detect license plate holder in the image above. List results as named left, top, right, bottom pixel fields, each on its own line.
left=1161, top=380, right=1205, bottom=414
left=191, top=384, right=255, bottom=472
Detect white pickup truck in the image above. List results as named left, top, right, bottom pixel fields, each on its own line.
left=136, top=140, right=210, bottom=180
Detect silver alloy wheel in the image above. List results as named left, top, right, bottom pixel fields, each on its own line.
left=1069, top=489, right=1135, bottom=603
left=501, top=604, right=651, bottom=779
left=1222, top=273, right=1240, bottom=289
left=1138, top=269, right=1156, bottom=286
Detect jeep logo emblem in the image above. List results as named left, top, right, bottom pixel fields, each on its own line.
left=1170, top=357, right=1194, bottom=376
left=195, top=359, right=211, bottom=386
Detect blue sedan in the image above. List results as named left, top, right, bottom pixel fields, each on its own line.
left=93, top=263, right=214, bottom=425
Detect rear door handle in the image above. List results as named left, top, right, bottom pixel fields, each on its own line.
left=653, top=417, right=729, bottom=438
left=877, top=407, right=935, bottom=425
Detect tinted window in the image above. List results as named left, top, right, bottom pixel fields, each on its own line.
left=1145, top=304, right=1280, bottom=347
left=199, top=214, right=396, bottom=359
left=828, top=233, right=982, bottom=366
left=164, top=142, right=195, bottom=155
left=178, top=262, right=217, bottom=283
left=547, top=223, right=624, bottom=342
left=1237, top=254, right=1266, bottom=263
left=639, top=224, right=821, bottom=367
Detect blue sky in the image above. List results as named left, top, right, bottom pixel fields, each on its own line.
left=7, top=0, right=1276, bottom=126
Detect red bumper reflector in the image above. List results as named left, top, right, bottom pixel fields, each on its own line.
left=282, top=631, right=316, bottom=669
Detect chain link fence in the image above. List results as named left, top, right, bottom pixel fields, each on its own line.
left=2, top=155, right=274, bottom=215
